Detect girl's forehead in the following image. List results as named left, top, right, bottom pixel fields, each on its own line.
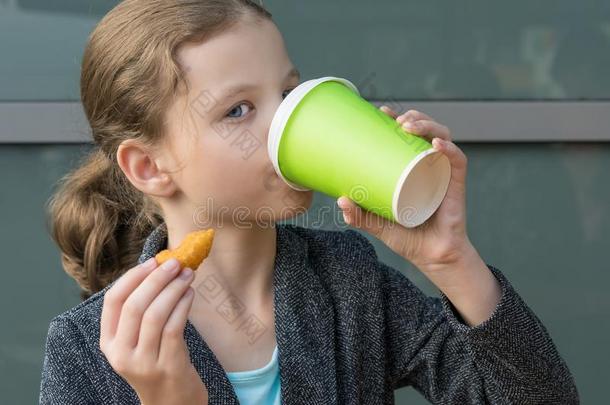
left=177, top=19, right=294, bottom=97
left=178, top=18, right=287, bottom=76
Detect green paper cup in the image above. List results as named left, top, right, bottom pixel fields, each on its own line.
left=267, top=76, right=451, bottom=228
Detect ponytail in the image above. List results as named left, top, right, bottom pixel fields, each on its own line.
left=46, top=148, right=162, bottom=301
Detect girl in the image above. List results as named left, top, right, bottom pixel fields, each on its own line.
left=39, top=0, right=579, bottom=404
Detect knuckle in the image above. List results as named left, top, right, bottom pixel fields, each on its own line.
left=142, top=307, right=165, bottom=326
left=162, top=324, right=183, bottom=340
left=113, top=360, right=128, bottom=374
left=107, top=352, right=129, bottom=373
left=123, top=298, right=145, bottom=317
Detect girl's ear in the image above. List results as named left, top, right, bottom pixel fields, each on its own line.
left=116, top=139, right=178, bottom=198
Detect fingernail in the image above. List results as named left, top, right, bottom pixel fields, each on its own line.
left=161, top=258, right=180, bottom=271
left=179, top=268, right=193, bottom=280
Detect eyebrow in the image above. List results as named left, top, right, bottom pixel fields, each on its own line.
left=213, top=67, right=301, bottom=107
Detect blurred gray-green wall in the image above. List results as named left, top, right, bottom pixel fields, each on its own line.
left=1, top=1, right=608, bottom=404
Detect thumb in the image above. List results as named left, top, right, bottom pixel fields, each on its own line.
left=432, top=137, right=467, bottom=188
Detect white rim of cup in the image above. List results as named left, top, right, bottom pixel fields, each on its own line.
left=391, top=148, right=451, bottom=228
left=267, top=76, right=360, bottom=191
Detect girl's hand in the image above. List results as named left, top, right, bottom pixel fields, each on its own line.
left=340, top=106, right=503, bottom=327
left=100, top=258, right=208, bottom=405
left=337, top=106, right=474, bottom=274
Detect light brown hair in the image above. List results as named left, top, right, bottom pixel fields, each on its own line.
left=46, top=0, right=272, bottom=301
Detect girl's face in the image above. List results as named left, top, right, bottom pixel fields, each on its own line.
left=161, top=16, right=313, bottom=227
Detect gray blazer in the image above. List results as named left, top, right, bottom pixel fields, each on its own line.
left=39, top=222, right=579, bottom=404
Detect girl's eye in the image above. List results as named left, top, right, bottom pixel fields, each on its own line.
left=226, top=103, right=252, bottom=120
left=283, top=88, right=296, bottom=99
left=224, top=88, right=297, bottom=121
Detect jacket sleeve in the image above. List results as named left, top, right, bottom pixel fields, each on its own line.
left=378, top=258, right=580, bottom=404
left=39, top=316, right=102, bottom=404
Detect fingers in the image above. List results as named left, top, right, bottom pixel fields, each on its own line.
left=401, top=119, right=452, bottom=142
left=158, top=287, right=195, bottom=365
left=379, top=105, right=399, bottom=119
left=114, top=258, right=182, bottom=349
left=337, top=196, right=393, bottom=241
left=137, top=268, right=195, bottom=358
left=379, top=105, right=432, bottom=123
left=101, top=257, right=157, bottom=345
left=379, top=107, right=452, bottom=143
left=396, top=109, right=434, bottom=123
left=378, top=105, right=463, bottom=188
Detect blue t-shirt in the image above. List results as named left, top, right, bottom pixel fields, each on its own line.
left=225, top=345, right=281, bottom=404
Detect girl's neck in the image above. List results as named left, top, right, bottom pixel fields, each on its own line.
left=165, top=215, right=278, bottom=306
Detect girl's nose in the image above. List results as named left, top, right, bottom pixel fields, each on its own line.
left=264, top=96, right=285, bottom=139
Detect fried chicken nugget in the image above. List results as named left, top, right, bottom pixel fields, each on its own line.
left=155, top=228, right=215, bottom=270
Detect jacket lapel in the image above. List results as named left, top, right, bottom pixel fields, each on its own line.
left=272, top=224, right=338, bottom=403
left=137, top=222, right=338, bottom=404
